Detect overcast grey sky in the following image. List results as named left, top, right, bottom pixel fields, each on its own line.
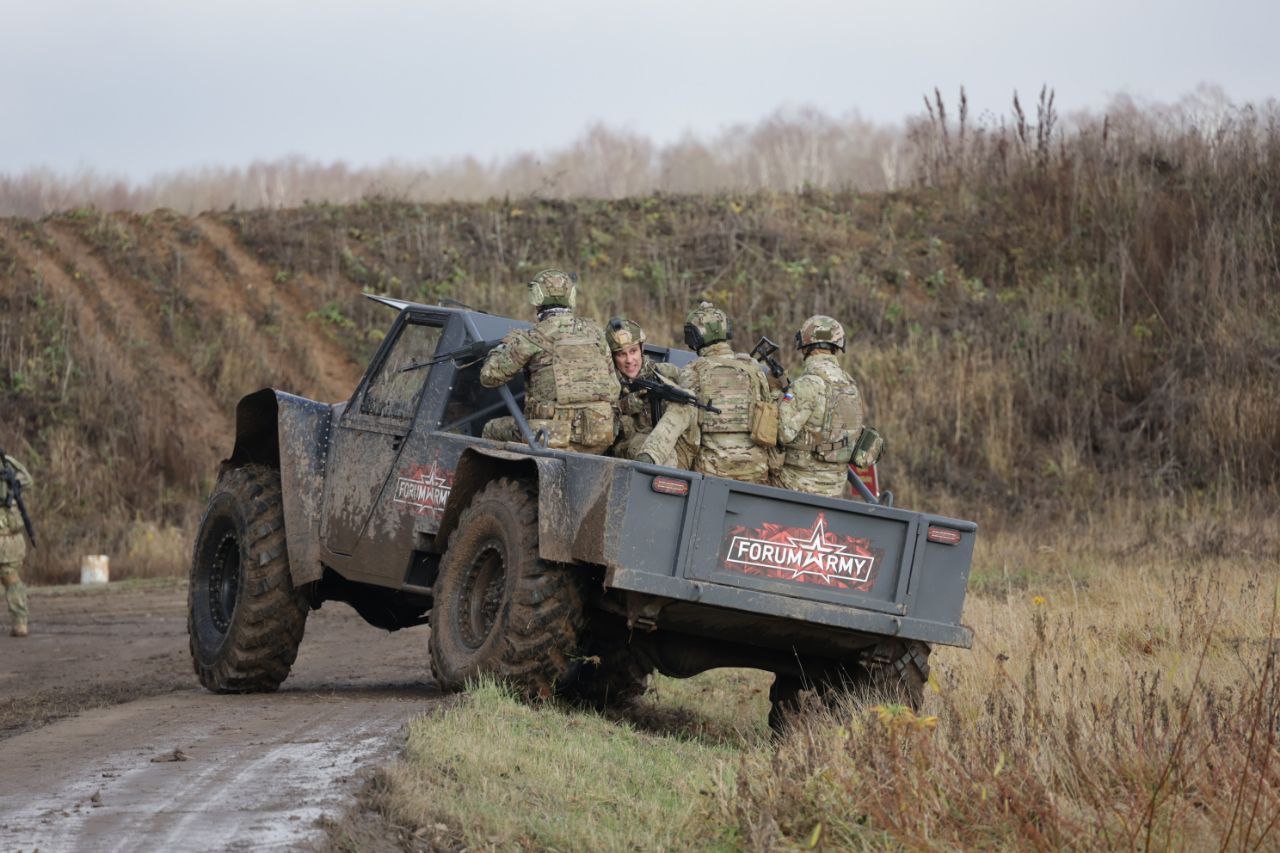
left=2, top=0, right=1275, bottom=180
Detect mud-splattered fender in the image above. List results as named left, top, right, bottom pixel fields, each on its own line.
left=436, top=445, right=600, bottom=566
left=224, top=388, right=339, bottom=586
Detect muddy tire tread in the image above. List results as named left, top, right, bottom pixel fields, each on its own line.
left=188, top=464, right=308, bottom=693
left=430, top=477, right=585, bottom=698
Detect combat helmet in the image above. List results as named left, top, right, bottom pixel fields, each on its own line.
left=605, top=317, right=646, bottom=352
left=683, top=301, right=733, bottom=351
left=528, top=268, right=577, bottom=309
left=795, top=314, right=846, bottom=352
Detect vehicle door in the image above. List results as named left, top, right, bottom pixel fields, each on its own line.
left=320, top=311, right=445, bottom=568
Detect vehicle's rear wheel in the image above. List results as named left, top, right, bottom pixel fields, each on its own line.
left=564, top=633, right=655, bottom=709
left=767, top=641, right=931, bottom=732
left=188, top=464, right=309, bottom=692
left=429, top=478, right=584, bottom=698
left=865, top=640, right=930, bottom=710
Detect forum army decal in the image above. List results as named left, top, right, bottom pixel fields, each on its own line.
left=392, top=459, right=453, bottom=517
left=721, top=513, right=879, bottom=590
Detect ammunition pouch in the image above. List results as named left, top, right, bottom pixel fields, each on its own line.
left=528, top=418, right=572, bottom=449
left=526, top=400, right=557, bottom=420
left=529, top=404, right=616, bottom=449
left=571, top=406, right=616, bottom=448
left=750, top=399, right=779, bottom=448
left=852, top=426, right=884, bottom=468
left=812, top=432, right=854, bottom=465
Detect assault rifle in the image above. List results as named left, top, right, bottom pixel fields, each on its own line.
left=627, top=376, right=721, bottom=416
left=750, top=336, right=789, bottom=390
left=0, top=449, right=36, bottom=547
left=400, top=338, right=503, bottom=372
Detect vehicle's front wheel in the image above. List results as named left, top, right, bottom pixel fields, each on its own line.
left=429, top=478, right=585, bottom=698
left=188, top=464, right=309, bottom=692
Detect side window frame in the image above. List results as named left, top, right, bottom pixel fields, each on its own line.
left=342, top=309, right=449, bottom=433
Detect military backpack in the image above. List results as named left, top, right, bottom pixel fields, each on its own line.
left=809, top=376, right=865, bottom=464
left=531, top=322, right=617, bottom=406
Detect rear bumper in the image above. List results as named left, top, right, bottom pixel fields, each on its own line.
left=607, top=566, right=974, bottom=649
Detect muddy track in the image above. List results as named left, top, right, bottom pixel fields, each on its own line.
left=0, top=582, right=438, bottom=850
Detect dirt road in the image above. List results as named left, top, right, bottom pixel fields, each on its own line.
left=0, top=580, right=439, bottom=850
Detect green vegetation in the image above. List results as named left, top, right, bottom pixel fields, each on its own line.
left=370, top=678, right=750, bottom=850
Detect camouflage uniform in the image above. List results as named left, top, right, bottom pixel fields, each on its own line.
left=0, top=453, right=32, bottom=636
left=604, top=317, right=686, bottom=461
left=640, top=303, right=775, bottom=483
left=480, top=270, right=620, bottom=454
left=772, top=316, right=864, bottom=498
left=614, top=356, right=684, bottom=460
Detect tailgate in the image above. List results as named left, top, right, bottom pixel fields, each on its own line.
left=606, top=467, right=976, bottom=648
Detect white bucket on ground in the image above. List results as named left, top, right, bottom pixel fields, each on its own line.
left=81, top=554, right=110, bottom=585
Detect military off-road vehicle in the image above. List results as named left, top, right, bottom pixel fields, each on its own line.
left=188, top=298, right=976, bottom=724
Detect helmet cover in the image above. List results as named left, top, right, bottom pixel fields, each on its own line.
left=528, top=268, right=577, bottom=309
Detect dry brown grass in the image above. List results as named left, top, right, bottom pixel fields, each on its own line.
left=719, top=500, right=1280, bottom=849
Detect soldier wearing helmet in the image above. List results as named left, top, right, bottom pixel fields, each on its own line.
left=772, top=315, right=879, bottom=498
left=0, top=451, right=32, bottom=638
left=480, top=269, right=620, bottom=454
left=605, top=317, right=685, bottom=461
left=636, top=302, right=777, bottom=483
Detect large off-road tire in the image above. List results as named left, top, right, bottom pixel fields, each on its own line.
left=865, top=640, right=930, bottom=710
left=188, top=464, right=309, bottom=693
left=768, top=641, right=931, bottom=732
left=768, top=673, right=807, bottom=733
left=429, top=478, right=585, bottom=698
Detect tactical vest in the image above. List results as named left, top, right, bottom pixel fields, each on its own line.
left=530, top=322, right=617, bottom=406
left=809, top=375, right=863, bottom=463
left=692, top=358, right=757, bottom=434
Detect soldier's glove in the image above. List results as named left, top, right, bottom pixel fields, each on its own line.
left=634, top=453, right=657, bottom=465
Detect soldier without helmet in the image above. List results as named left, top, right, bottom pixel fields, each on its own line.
left=480, top=269, right=620, bottom=454
left=605, top=317, right=686, bottom=462
left=637, top=302, right=778, bottom=484
left=773, top=315, right=883, bottom=498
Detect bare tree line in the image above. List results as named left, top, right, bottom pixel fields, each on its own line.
left=0, top=106, right=903, bottom=216
left=1, top=87, right=1272, bottom=217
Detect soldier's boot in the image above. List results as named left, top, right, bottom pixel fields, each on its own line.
left=1, top=568, right=28, bottom=637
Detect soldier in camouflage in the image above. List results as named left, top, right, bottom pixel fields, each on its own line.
left=637, top=303, right=776, bottom=483
left=772, top=315, right=866, bottom=498
left=605, top=317, right=686, bottom=462
left=480, top=269, right=620, bottom=454
left=0, top=451, right=32, bottom=638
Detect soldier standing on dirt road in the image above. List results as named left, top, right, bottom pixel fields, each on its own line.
left=480, top=269, right=621, bottom=454
left=0, top=450, right=33, bottom=638
left=605, top=317, right=686, bottom=461
left=636, top=302, right=777, bottom=483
